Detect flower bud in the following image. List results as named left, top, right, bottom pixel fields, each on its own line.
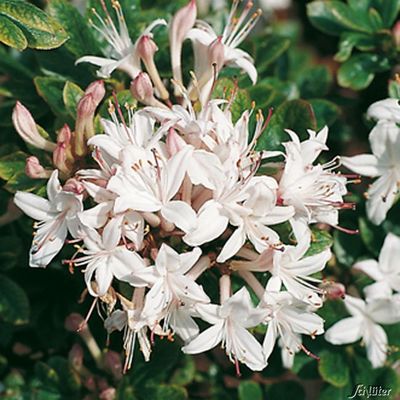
left=53, top=125, right=73, bottom=176
left=208, top=36, right=225, bottom=71
left=130, top=72, right=155, bottom=104
left=393, top=20, right=400, bottom=49
left=99, top=388, right=116, bottom=400
left=320, top=281, right=346, bottom=300
left=166, top=128, right=186, bottom=156
left=170, top=0, right=197, bottom=95
left=12, top=102, right=56, bottom=152
left=85, top=80, right=106, bottom=106
left=103, top=350, right=123, bottom=380
left=63, top=178, right=85, bottom=195
left=137, top=35, right=170, bottom=100
left=68, top=343, right=84, bottom=370
left=25, top=156, right=52, bottom=179
left=65, top=313, right=86, bottom=332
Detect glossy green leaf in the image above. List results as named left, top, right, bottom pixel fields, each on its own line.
left=388, top=79, right=400, bottom=99
left=319, top=384, right=353, bottom=400
left=0, top=0, right=68, bottom=50
left=370, top=0, right=400, bottom=26
left=318, top=350, right=350, bottom=388
left=304, top=229, right=333, bottom=257
left=359, top=217, right=385, bottom=257
left=338, top=54, right=390, bottom=90
left=0, top=14, right=27, bottom=50
left=63, top=81, right=84, bottom=119
left=34, top=77, right=68, bottom=117
left=266, top=381, right=305, bottom=400
left=297, top=65, right=332, bottom=98
left=307, top=1, right=372, bottom=36
left=310, top=99, right=341, bottom=129
left=0, top=274, right=29, bottom=325
left=256, top=36, right=291, bottom=72
left=335, top=32, right=376, bottom=62
left=48, top=0, right=101, bottom=57
left=238, top=381, right=263, bottom=400
left=256, top=99, right=316, bottom=151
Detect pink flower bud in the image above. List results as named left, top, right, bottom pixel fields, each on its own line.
left=84, top=376, right=96, bottom=392
left=68, top=343, right=84, bottom=370
left=208, top=36, right=225, bottom=71
left=84, top=80, right=106, bottom=106
left=103, top=351, right=123, bottom=380
left=53, top=142, right=70, bottom=175
left=65, top=313, right=87, bottom=332
left=320, top=281, right=346, bottom=300
left=393, top=21, right=400, bottom=48
left=130, top=72, right=155, bottom=104
left=12, top=102, right=56, bottom=152
left=99, top=388, right=116, bottom=400
left=25, top=156, right=52, bottom=179
left=63, top=178, right=85, bottom=195
left=170, top=0, right=197, bottom=94
left=137, top=35, right=158, bottom=63
left=57, top=124, right=72, bottom=145
left=166, top=128, right=186, bottom=156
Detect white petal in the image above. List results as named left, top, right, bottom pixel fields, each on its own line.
left=217, top=224, right=246, bottom=263
left=363, top=322, right=388, bottom=368
left=344, top=295, right=366, bottom=317
left=353, top=259, right=382, bottom=281
left=367, top=297, right=400, bottom=324
left=170, top=308, right=199, bottom=342
left=178, top=246, right=202, bottom=274
left=263, top=321, right=278, bottom=361
left=14, top=192, right=52, bottom=221
left=378, top=233, right=400, bottom=274
left=182, top=322, right=224, bottom=354
left=79, top=202, right=113, bottom=229
left=341, top=154, right=383, bottom=177
left=324, top=317, right=363, bottom=345
left=161, top=200, right=197, bottom=233
left=46, top=170, right=61, bottom=201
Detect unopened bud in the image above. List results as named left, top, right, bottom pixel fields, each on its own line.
left=208, top=36, right=225, bottom=71
left=65, top=313, right=86, bottom=332
left=63, top=178, right=85, bottom=195
left=25, top=156, right=52, bottom=179
left=99, top=387, right=116, bottom=400
left=85, top=80, right=106, bottom=106
left=12, top=102, right=56, bottom=152
left=393, top=21, right=400, bottom=49
left=103, top=351, right=123, bottom=380
left=68, top=343, right=84, bottom=370
left=166, top=128, right=186, bottom=156
left=170, top=0, right=197, bottom=95
left=320, top=281, right=346, bottom=300
left=137, top=35, right=158, bottom=62
left=131, top=72, right=155, bottom=104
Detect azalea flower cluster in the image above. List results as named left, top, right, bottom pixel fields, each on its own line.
left=342, top=98, right=400, bottom=225
left=12, top=0, right=354, bottom=373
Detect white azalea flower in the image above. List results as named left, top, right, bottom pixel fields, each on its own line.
left=261, top=290, right=324, bottom=364
left=108, top=146, right=197, bottom=233
left=130, top=244, right=209, bottom=341
left=76, top=1, right=166, bottom=78
left=183, top=285, right=266, bottom=372
left=341, top=120, right=400, bottom=225
left=278, top=127, right=348, bottom=228
left=353, top=233, right=400, bottom=299
left=325, top=294, right=400, bottom=368
left=14, top=170, right=83, bottom=268
left=72, top=228, right=146, bottom=297
left=186, top=0, right=260, bottom=100
left=367, top=98, right=400, bottom=123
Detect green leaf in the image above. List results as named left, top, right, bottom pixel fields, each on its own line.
left=307, top=1, right=372, bottom=36
left=256, top=99, right=316, bottom=151
left=0, top=274, right=29, bottom=325
left=0, top=0, right=68, bottom=50
left=0, top=151, right=27, bottom=181
left=318, top=299, right=348, bottom=328
left=297, top=66, right=332, bottom=98
left=309, top=99, right=341, bottom=129
left=338, top=54, right=390, bottom=90
left=34, top=77, right=68, bottom=117
left=333, top=228, right=364, bottom=267
left=304, top=229, right=333, bottom=257
left=318, top=350, right=350, bottom=388
left=143, top=384, right=188, bottom=400
left=212, top=78, right=251, bottom=122
left=170, top=356, right=196, bottom=386
left=48, top=0, right=101, bottom=57
left=388, top=79, right=400, bottom=99
left=63, top=81, right=84, bottom=119
left=47, top=356, right=81, bottom=395
left=256, top=36, right=291, bottom=72
left=335, top=32, right=376, bottom=62
left=0, top=14, right=27, bottom=50
left=370, top=0, right=400, bottom=26
left=238, top=381, right=263, bottom=400
left=266, top=381, right=305, bottom=400
left=319, top=384, right=353, bottom=400
left=0, top=235, right=22, bottom=271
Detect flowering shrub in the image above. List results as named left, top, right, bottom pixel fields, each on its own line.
left=0, top=0, right=399, bottom=399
